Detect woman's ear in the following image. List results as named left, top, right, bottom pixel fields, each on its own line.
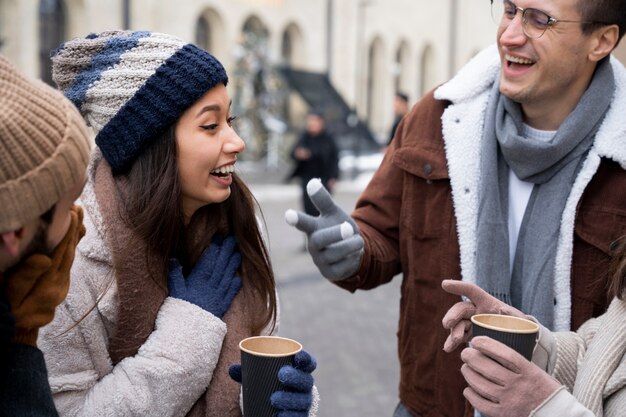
left=588, top=24, right=619, bottom=62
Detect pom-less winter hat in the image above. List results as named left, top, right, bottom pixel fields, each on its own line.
left=51, top=30, right=229, bottom=174
left=0, top=55, right=91, bottom=233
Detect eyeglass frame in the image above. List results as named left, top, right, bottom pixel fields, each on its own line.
left=491, top=0, right=611, bottom=39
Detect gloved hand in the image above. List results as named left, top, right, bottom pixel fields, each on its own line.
left=3, top=205, right=85, bottom=346
left=229, top=350, right=317, bottom=417
left=0, top=299, right=15, bottom=348
left=441, top=279, right=526, bottom=352
left=168, top=235, right=242, bottom=319
left=285, top=178, right=364, bottom=281
left=461, top=336, right=562, bottom=417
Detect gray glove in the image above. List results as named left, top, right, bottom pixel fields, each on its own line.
left=285, top=178, right=364, bottom=281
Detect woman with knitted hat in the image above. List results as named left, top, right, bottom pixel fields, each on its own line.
left=38, top=31, right=317, bottom=417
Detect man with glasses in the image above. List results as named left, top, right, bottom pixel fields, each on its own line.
left=285, top=0, right=626, bottom=416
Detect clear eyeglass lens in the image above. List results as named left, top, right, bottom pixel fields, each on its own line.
left=491, top=0, right=550, bottom=39
left=524, top=9, right=551, bottom=37
left=491, top=0, right=505, bottom=25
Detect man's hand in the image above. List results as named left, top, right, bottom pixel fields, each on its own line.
left=294, top=147, right=312, bottom=160
left=441, top=279, right=526, bottom=352
left=285, top=179, right=364, bottom=281
left=4, top=205, right=85, bottom=346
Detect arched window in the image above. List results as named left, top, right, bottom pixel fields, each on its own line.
left=419, top=44, right=435, bottom=98
left=194, top=9, right=224, bottom=57
left=280, top=23, right=304, bottom=68
left=195, top=15, right=211, bottom=51
left=39, top=0, right=66, bottom=85
left=394, top=40, right=410, bottom=94
left=366, top=37, right=386, bottom=134
left=243, top=16, right=270, bottom=42
left=281, top=30, right=292, bottom=64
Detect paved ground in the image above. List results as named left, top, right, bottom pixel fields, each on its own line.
left=242, top=163, right=402, bottom=417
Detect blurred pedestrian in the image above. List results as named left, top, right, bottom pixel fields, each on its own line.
left=287, top=111, right=339, bottom=217
left=0, top=54, right=92, bottom=416
left=285, top=1, right=626, bottom=416
left=387, top=92, right=409, bottom=146
left=38, top=30, right=318, bottom=417
left=441, top=234, right=626, bottom=417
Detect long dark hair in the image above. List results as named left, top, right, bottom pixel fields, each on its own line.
left=609, top=235, right=626, bottom=300
left=118, top=125, right=276, bottom=333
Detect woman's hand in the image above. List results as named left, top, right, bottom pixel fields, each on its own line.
left=229, top=350, right=317, bottom=417
left=461, top=336, right=562, bottom=417
left=168, top=235, right=242, bottom=318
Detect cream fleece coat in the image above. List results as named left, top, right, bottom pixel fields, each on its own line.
left=532, top=298, right=626, bottom=416
left=39, top=152, right=319, bottom=416
left=39, top=154, right=229, bottom=417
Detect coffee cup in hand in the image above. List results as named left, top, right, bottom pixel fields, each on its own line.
left=239, top=336, right=302, bottom=417
left=471, top=314, right=539, bottom=361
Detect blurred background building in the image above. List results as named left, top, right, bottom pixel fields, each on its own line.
left=3, top=3, right=626, bottom=415
left=3, top=0, right=624, bottom=172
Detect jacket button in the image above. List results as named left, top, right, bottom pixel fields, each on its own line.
left=610, top=239, right=621, bottom=251
left=423, top=164, right=433, bottom=175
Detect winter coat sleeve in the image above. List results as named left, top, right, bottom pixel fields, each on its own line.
left=548, top=320, right=597, bottom=391
left=335, top=115, right=408, bottom=291
left=0, top=344, right=60, bottom=417
left=530, top=388, right=595, bottom=417
left=527, top=323, right=596, bottom=417
left=38, top=242, right=227, bottom=417
left=531, top=309, right=626, bottom=417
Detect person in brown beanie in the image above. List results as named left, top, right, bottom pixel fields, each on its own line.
left=0, top=54, right=92, bottom=416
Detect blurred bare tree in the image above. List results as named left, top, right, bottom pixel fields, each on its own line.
left=232, top=18, right=289, bottom=165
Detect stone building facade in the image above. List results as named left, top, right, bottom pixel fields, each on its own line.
left=1, top=0, right=624, bottom=140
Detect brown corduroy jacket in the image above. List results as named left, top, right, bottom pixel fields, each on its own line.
left=335, top=63, right=626, bottom=415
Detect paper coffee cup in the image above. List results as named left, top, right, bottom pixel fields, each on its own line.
left=239, top=336, right=303, bottom=417
left=471, top=314, right=539, bottom=360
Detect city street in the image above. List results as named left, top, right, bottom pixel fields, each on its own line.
left=243, top=168, right=402, bottom=417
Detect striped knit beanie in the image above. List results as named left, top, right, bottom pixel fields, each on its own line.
left=0, top=55, right=91, bottom=233
left=51, top=30, right=229, bottom=174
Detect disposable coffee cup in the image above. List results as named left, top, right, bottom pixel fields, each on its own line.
left=239, top=336, right=303, bottom=417
left=471, top=314, right=539, bottom=361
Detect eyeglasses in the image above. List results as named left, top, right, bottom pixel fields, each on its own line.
left=490, top=0, right=606, bottom=39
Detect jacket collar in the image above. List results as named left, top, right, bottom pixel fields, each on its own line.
left=435, top=44, right=626, bottom=168
left=76, top=149, right=111, bottom=264
left=434, top=45, right=626, bottom=331
left=435, top=44, right=500, bottom=105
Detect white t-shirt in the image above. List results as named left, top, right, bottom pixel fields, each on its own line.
left=507, top=124, right=556, bottom=275
left=476, top=124, right=558, bottom=417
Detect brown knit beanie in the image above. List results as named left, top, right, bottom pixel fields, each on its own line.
left=0, top=55, right=92, bottom=233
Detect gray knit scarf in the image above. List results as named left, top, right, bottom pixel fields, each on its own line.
left=475, top=57, right=613, bottom=329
